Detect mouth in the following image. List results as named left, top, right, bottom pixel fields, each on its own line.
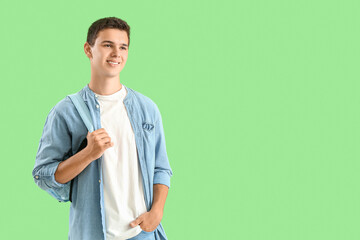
left=106, top=60, right=120, bottom=66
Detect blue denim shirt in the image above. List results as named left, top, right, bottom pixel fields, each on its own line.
left=32, top=84, right=173, bottom=240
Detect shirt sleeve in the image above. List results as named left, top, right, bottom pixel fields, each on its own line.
left=153, top=104, right=173, bottom=188
left=32, top=105, right=73, bottom=202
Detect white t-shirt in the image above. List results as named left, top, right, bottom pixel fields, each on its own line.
left=96, top=84, right=147, bottom=240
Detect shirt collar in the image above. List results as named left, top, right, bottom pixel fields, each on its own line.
left=81, top=83, right=133, bottom=104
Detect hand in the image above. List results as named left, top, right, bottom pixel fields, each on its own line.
left=129, top=209, right=163, bottom=232
left=84, top=128, right=114, bottom=160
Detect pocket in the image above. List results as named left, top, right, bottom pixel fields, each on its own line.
left=142, top=122, right=154, bottom=133
left=142, top=121, right=155, bottom=143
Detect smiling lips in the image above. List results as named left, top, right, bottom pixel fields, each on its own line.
left=106, top=60, right=120, bottom=66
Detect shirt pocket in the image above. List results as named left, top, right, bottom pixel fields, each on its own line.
left=141, top=121, right=155, bottom=156
left=142, top=121, right=154, bottom=133
left=142, top=122, right=155, bottom=143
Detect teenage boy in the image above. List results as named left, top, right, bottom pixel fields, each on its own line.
left=32, top=17, right=173, bottom=240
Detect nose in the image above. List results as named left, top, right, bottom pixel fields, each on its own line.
left=112, top=48, right=121, bottom=57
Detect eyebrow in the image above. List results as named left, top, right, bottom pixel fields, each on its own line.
left=101, top=40, right=128, bottom=47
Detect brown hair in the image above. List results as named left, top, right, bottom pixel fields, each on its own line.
left=86, top=17, right=131, bottom=48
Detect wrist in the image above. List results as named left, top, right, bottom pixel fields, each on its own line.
left=80, top=147, right=96, bottom=163
left=150, top=205, right=164, bottom=214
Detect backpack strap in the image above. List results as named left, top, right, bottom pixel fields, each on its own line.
left=67, top=92, right=95, bottom=203
left=68, top=93, right=95, bottom=133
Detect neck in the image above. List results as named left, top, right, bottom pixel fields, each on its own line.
left=88, top=74, right=122, bottom=95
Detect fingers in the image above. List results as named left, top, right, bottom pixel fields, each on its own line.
left=93, top=128, right=108, bottom=134
left=132, top=217, right=143, bottom=227
left=100, top=138, right=114, bottom=147
left=89, top=129, right=112, bottom=140
left=88, top=129, right=114, bottom=147
left=88, top=128, right=108, bottom=136
left=92, top=128, right=110, bottom=136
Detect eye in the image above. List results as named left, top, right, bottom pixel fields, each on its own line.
left=121, top=47, right=127, bottom=50
left=104, top=44, right=111, bottom=47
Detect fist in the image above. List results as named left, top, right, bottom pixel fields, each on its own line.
left=85, top=128, right=114, bottom=160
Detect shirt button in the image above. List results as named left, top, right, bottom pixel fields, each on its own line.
left=96, top=104, right=99, bottom=108
left=99, top=179, right=101, bottom=183
left=35, top=175, right=39, bottom=179
left=95, top=94, right=98, bottom=98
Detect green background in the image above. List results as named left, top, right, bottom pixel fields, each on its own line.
left=1, top=0, right=360, bottom=239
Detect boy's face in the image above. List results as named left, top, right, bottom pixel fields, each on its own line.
left=84, top=28, right=129, bottom=78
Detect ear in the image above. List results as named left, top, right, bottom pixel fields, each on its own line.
left=84, top=42, right=93, bottom=59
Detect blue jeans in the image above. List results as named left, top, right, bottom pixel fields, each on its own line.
left=127, top=230, right=155, bottom=240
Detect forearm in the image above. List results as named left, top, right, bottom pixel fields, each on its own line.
left=54, top=148, right=94, bottom=184
left=151, top=184, right=169, bottom=213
